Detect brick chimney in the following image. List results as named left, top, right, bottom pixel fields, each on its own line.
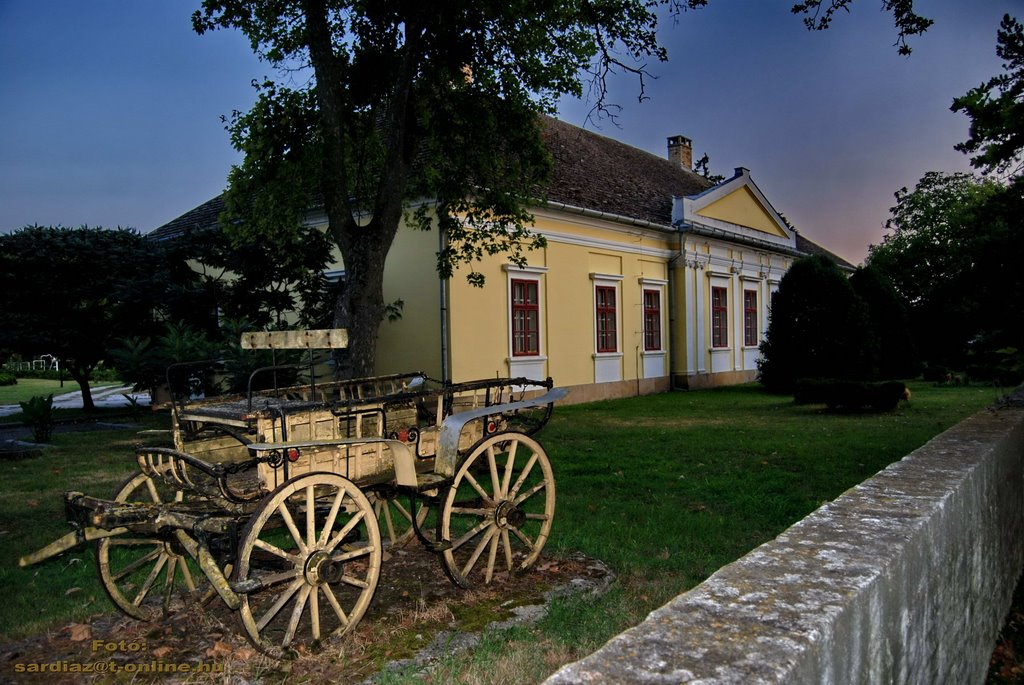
left=667, top=135, right=692, bottom=170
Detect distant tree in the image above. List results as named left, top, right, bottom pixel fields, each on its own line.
left=848, top=265, right=917, bottom=379
left=0, top=226, right=171, bottom=410
left=952, top=14, right=1024, bottom=181
left=866, top=171, right=1009, bottom=369
left=758, top=255, right=874, bottom=393
left=193, top=0, right=931, bottom=379
left=176, top=224, right=336, bottom=331
left=693, top=153, right=725, bottom=183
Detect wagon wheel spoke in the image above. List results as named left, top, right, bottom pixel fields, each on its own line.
left=440, top=434, right=556, bottom=588
left=370, top=492, right=429, bottom=548
left=484, top=528, right=500, bottom=583
left=318, top=489, right=346, bottom=548
left=97, top=469, right=216, bottom=622
left=462, top=471, right=493, bottom=503
left=450, top=519, right=491, bottom=553
left=331, top=545, right=376, bottom=563
left=109, top=548, right=162, bottom=581
left=500, top=440, right=519, bottom=498
left=256, top=578, right=304, bottom=632
left=277, top=501, right=307, bottom=555
left=132, top=552, right=168, bottom=607
left=461, top=526, right=498, bottom=579
left=508, top=453, right=540, bottom=500
left=320, top=584, right=350, bottom=627
left=325, top=510, right=367, bottom=552
left=237, top=473, right=381, bottom=657
left=283, top=585, right=312, bottom=647
left=309, top=585, right=321, bottom=641
left=253, top=538, right=300, bottom=564
left=501, top=529, right=514, bottom=573
left=254, top=568, right=303, bottom=588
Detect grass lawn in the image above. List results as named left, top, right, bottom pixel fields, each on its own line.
left=384, top=380, right=999, bottom=683
left=0, top=382, right=999, bottom=680
left=0, top=379, right=120, bottom=408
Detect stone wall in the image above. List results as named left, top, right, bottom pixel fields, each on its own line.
left=546, top=405, right=1024, bottom=684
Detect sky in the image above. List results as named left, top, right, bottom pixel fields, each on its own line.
left=0, top=1, right=1018, bottom=265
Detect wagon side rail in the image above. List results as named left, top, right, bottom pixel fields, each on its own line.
left=435, top=386, right=568, bottom=477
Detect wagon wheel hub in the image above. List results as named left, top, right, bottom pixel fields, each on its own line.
left=494, top=500, right=526, bottom=529
left=304, top=550, right=343, bottom=586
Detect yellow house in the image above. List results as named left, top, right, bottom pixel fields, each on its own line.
left=153, top=117, right=852, bottom=402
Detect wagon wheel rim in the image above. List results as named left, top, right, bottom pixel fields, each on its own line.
left=96, top=470, right=204, bottom=621
left=439, top=433, right=555, bottom=588
left=235, top=472, right=381, bottom=657
left=369, top=489, right=429, bottom=549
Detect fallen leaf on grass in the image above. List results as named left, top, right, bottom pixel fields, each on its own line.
left=65, top=587, right=82, bottom=597
left=26, top=499, right=38, bottom=508
left=151, top=646, right=173, bottom=659
left=68, top=624, right=92, bottom=641
left=206, top=641, right=233, bottom=658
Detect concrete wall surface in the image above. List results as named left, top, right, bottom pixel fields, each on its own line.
left=546, top=405, right=1024, bottom=684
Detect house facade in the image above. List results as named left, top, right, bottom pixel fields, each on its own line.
left=153, top=117, right=852, bottom=403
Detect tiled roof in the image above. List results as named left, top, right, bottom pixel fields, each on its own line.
left=147, top=195, right=225, bottom=241
left=148, top=117, right=853, bottom=269
left=540, top=116, right=711, bottom=226
left=795, top=233, right=856, bottom=270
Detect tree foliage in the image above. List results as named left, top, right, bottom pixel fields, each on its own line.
left=193, top=0, right=928, bottom=379
left=791, top=0, right=932, bottom=55
left=0, top=226, right=177, bottom=409
left=177, top=223, right=336, bottom=331
left=868, top=172, right=1024, bottom=378
left=848, top=264, right=916, bottom=379
left=952, top=14, right=1024, bottom=181
left=758, top=255, right=874, bottom=393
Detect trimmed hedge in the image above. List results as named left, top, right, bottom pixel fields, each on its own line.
left=0, top=373, right=15, bottom=387
left=794, top=379, right=910, bottom=412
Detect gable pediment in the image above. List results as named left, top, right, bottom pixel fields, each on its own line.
left=675, top=168, right=797, bottom=252
left=696, top=186, right=789, bottom=238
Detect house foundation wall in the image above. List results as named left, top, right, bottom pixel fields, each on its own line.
left=560, top=377, right=671, bottom=405
left=546, top=404, right=1024, bottom=684
left=674, top=369, right=757, bottom=390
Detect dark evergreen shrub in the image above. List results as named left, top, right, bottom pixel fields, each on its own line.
left=794, top=379, right=908, bottom=412
left=849, top=265, right=919, bottom=379
left=0, top=372, right=16, bottom=386
left=758, top=256, right=876, bottom=393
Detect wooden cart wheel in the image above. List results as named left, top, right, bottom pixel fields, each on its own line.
left=438, top=433, right=555, bottom=588
left=235, top=472, right=382, bottom=656
left=369, top=488, right=429, bottom=549
left=96, top=470, right=205, bottom=621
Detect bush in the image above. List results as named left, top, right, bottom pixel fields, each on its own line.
left=758, top=256, right=876, bottom=393
left=0, top=372, right=15, bottom=386
left=19, top=394, right=54, bottom=442
left=794, top=379, right=909, bottom=412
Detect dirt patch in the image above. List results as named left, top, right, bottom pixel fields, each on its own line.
left=0, top=547, right=612, bottom=684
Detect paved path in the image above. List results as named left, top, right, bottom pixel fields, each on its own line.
left=0, top=385, right=151, bottom=418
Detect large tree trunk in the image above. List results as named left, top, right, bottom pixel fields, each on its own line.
left=302, top=0, right=417, bottom=380
left=332, top=218, right=398, bottom=379
left=68, top=367, right=96, bottom=411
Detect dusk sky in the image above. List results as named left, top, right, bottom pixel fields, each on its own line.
left=0, top=1, right=1017, bottom=265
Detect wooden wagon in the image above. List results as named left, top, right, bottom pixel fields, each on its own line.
left=19, top=329, right=564, bottom=656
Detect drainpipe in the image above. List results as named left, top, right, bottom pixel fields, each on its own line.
left=438, top=226, right=450, bottom=382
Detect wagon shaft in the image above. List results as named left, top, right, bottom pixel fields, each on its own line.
left=68, top=492, right=236, bottom=536
left=18, top=526, right=128, bottom=567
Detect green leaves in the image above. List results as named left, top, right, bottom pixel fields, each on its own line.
left=952, top=14, right=1024, bottom=181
